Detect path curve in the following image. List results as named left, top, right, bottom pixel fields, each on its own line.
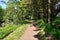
left=19, top=23, right=39, bottom=40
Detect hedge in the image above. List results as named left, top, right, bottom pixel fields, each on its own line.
left=3, top=24, right=28, bottom=40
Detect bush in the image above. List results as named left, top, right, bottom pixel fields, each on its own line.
left=44, top=19, right=60, bottom=40
left=3, top=24, right=28, bottom=40
left=35, top=20, right=46, bottom=30
left=35, top=19, right=60, bottom=40
left=0, top=24, right=20, bottom=39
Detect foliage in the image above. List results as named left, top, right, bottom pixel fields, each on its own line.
left=35, top=19, right=60, bottom=40
left=0, top=0, right=60, bottom=40
left=0, top=24, right=20, bottom=39
left=3, top=24, right=28, bottom=40
left=0, top=0, right=30, bottom=39
left=0, top=6, right=4, bottom=21
left=35, top=20, right=46, bottom=30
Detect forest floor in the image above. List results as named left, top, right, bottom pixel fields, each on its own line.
left=19, top=22, right=39, bottom=40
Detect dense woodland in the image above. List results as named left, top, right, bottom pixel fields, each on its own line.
left=0, top=0, right=60, bottom=40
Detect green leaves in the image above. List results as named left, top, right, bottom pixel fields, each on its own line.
left=0, top=6, right=4, bottom=20
left=0, top=24, right=20, bottom=39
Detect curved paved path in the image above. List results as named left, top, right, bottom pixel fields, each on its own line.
left=19, top=24, right=39, bottom=40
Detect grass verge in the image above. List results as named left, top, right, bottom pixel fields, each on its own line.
left=0, top=24, right=20, bottom=39
left=3, top=24, right=28, bottom=40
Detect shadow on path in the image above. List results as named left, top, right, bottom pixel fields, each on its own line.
left=19, top=20, right=40, bottom=40
left=33, top=33, right=40, bottom=40
left=29, top=20, right=40, bottom=40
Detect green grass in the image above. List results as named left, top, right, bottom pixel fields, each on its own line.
left=0, top=24, right=21, bottom=39
left=3, top=24, right=28, bottom=40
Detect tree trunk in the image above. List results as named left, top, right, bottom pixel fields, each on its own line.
left=48, top=0, right=51, bottom=25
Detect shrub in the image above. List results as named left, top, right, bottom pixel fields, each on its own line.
left=3, top=24, right=28, bottom=40
left=0, top=24, right=20, bottom=39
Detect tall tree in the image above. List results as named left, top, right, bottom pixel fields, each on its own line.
left=0, top=6, right=4, bottom=26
